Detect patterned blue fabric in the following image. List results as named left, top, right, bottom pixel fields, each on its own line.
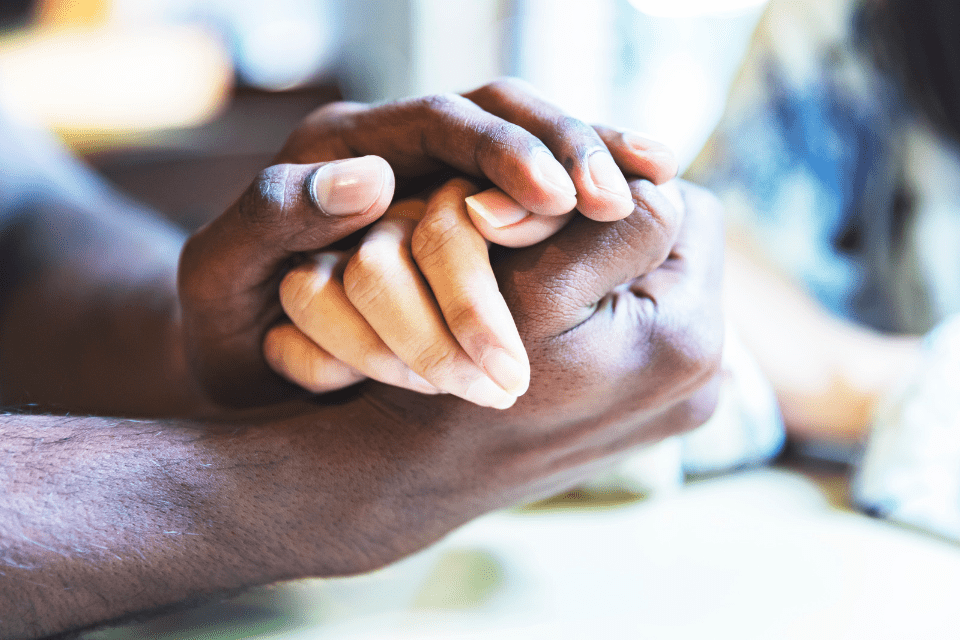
left=689, top=0, right=941, bottom=333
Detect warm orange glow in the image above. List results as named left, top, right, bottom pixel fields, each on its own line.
left=37, top=0, right=112, bottom=27
left=0, top=26, right=233, bottom=147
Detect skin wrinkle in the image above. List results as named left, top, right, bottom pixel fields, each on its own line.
left=305, top=163, right=327, bottom=213
left=418, top=95, right=473, bottom=167
left=411, top=211, right=469, bottom=273
left=556, top=115, right=603, bottom=160
left=290, top=105, right=363, bottom=166
left=627, top=184, right=676, bottom=263
left=5, top=425, right=209, bottom=568
left=343, top=245, right=399, bottom=313
left=466, top=123, right=492, bottom=178
left=476, top=121, right=529, bottom=171
left=351, top=105, right=434, bottom=172
left=441, top=303, right=493, bottom=350
left=241, top=166, right=289, bottom=232
left=416, top=97, right=523, bottom=187
left=409, top=348, right=460, bottom=386
left=466, top=78, right=527, bottom=114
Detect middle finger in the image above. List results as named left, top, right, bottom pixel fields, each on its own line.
left=412, top=179, right=530, bottom=396
left=465, top=78, right=635, bottom=222
left=343, top=207, right=518, bottom=409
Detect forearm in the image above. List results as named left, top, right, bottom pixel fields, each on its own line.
left=0, top=402, right=409, bottom=639
left=724, top=241, right=922, bottom=442
left=1, top=413, right=232, bottom=637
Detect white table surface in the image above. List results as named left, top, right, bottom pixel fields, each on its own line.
left=86, top=467, right=960, bottom=640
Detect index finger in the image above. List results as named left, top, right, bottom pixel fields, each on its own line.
left=464, top=79, right=678, bottom=221
left=279, top=81, right=678, bottom=226
left=412, top=179, right=530, bottom=396
left=304, top=95, right=580, bottom=217
left=465, top=79, right=634, bottom=222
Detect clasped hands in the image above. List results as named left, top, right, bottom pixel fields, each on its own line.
left=180, top=78, right=708, bottom=405
left=176, top=78, right=724, bottom=571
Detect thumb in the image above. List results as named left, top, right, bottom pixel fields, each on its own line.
left=190, top=155, right=395, bottom=289
left=177, top=155, right=394, bottom=407
left=498, top=180, right=685, bottom=337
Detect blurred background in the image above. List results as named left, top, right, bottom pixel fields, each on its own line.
left=0, top=0, right=767, bottom=230
left=8, top=2, right=960, bottom=639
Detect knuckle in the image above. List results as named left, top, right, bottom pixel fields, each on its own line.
left=650, top=314, right=724, bottom=393
left=342, top=246, right=392, bottom=311
left=627, top=181, right=682, bottom=263
left=278, top=268, right=320, bottom=317
left=312, top=100, right=365, bottom=121
left=411, top=211, right=462, bottom=270
left=472, top=120, right=529, bottom=170
left=556, top=114, right=598, bottom=143
left=356, top=342, right=389, bottom=376
left=176, top=234, right=205, bottom=294
left=416, top=92, right=468, bottom=120
left=410, top=344, right=460, bottom=381
left=239, top=164, right=294, bottom=228
left=177, top=229, right=226, bottom=306
left=669, top=375, right=723, bottom=436
left=554, top=115, right=607, bottom=165
left=443, top=299, right=485, bottom=336
left=591, top=123, right=617, bottom=140
left=437, top=176, right=479, bottom=196
left=479, top=76, right=530, bottom=100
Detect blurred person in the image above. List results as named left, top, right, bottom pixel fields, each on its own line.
left=688, top=0, right=960, bottom=539
left=0, top=79, right=723, bottom=638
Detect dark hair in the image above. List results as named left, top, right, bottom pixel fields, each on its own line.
left=860, top=0, right=960, bottom=144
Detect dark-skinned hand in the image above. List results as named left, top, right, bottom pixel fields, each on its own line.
left=178, top=78, right=678, bottom=408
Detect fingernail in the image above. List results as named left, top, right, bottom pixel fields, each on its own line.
left=310, top=156, right=386, bottom=215
left=623, top=132, right=679, bottom=179
left=622, top=131, right=664, bottom=151
left=464, top=376, right=517, bottom=410
left=465, top=189, right=531, bottom=229
left=588, top=151, right=633, bottom=202
left=408, top=370, right=443, bottom=395
left=481, top=347, right=529, bottom=396
left=533, top=151, right=577, bottom=198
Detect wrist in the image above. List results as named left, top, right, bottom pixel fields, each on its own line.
left=207, top=400, right=423, bottom=579
left=231, top=394, right=496, bottom=579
